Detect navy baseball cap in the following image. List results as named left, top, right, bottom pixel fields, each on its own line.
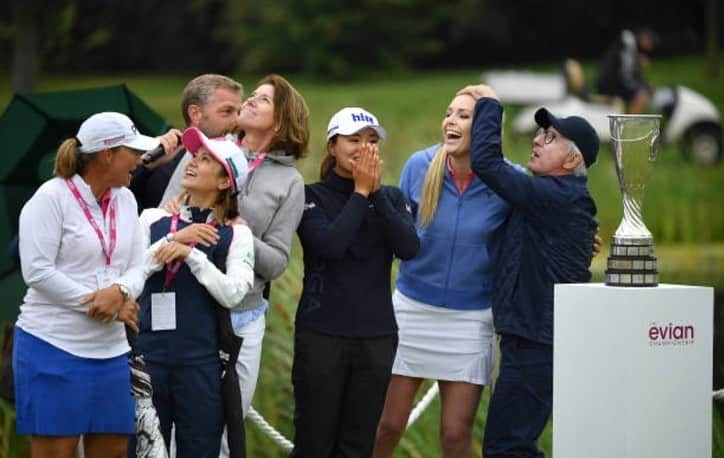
left=534, top=108, right=599, bottom=168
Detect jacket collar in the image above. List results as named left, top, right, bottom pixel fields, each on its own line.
left=179, top=205, right=215, bottom=224
left=323, top=171, right=355, bottom=194
left=243, top=147, right=297, bottom=167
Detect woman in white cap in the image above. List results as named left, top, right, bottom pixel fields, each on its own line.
left=133, top=127, right=255, bottom=458
left=291, top=107, right=419, bottom=458
left=14, top=112, right=158, bottom=458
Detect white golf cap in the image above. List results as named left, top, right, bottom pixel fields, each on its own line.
left=76, top=112, right=159, bottom=154
left=326, top=107, right=387, bottom=140
left=182, top=127, right=248, bottom=195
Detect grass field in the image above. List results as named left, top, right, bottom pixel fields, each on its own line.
left=0, top=54, right=722, bottom=457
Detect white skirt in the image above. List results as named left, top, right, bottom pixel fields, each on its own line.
left=391, top=289, right=495, bottom=386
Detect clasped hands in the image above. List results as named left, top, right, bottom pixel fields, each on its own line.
left=352, top=143, right=383, bottom=197
left=82, top=285, right=139, bottom=332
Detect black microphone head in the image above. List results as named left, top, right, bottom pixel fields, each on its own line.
left=142, top=144, right=166, bottom=165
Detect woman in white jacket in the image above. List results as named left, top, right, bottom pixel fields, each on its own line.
left=133, top=127, right=255, bottom=458
left=14, top=112, right=158, bottom=458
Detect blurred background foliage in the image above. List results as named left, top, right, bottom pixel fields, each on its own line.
left=0, top=0, right=723, bottom=456
left=1, top=0, right=722, bottom=80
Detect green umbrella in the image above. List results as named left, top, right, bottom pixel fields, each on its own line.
left=0, top=84, right=171, bottom=322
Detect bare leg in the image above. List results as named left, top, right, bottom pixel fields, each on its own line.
left=372, top=375, right=424, bottom=458
left=31, top=435, right=79, bottom=458
left=628, top=90, right=650, bottom=114
left=83, top=434, right=129, bottom=458
left=438, top=381, right=484, bottom=458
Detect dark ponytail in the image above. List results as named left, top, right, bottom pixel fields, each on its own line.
left=319, top=137, right=337, bottom=179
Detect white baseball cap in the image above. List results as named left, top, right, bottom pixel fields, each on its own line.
left=182, top=127, right=248, bottom=195
left=326, top=107, right=387, bottom=140
left=76, top=112, right=160, bottom=154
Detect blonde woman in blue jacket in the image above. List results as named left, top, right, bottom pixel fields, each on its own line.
left=373, top=89, right=520, bottom=458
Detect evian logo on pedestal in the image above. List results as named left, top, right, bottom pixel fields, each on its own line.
left=648, top=322, right=695, bottom=347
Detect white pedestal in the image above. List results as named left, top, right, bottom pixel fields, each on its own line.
left=553, top=284, right=713, bottom=458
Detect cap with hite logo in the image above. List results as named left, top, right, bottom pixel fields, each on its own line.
left=76, top=112, right=160, bottom=154
left=182, top=127, right=248, bottom=195
left=326, top=107, right=387, bottom=140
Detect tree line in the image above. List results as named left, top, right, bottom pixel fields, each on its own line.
left=1, top=0, right=721, bottom=90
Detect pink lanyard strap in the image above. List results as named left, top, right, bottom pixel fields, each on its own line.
left=236, top=139, right=267, bottom=174
left=247, top=152, right=267, bottom=173
left=163, top=213, right=218, bottom=288
left=66, top=179, right=116, bottom=266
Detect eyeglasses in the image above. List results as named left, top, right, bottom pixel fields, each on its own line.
left=535, top=128, right=557, bottom=145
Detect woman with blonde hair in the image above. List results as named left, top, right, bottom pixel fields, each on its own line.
left=14, top=112, right=158, bottom=458
left=373, top=89, right=519, bottom=458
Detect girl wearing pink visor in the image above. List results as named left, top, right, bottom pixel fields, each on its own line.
left=132, top=127, right=254, bottom=457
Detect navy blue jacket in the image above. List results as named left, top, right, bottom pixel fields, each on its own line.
left=470, top=98, right=597, bottom=345
left=296, top=172, right=419, bottom=337
left=136, top=207, right=233, bottom=365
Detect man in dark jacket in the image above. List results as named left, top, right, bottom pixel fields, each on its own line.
left=130, top=74, right=243, bottom=210
left=596, top=29, right=657, bottom=114
left=464, top=84, right=598, bottom=458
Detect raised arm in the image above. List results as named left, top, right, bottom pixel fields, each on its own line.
left=468, top=93, right=556, bottom=215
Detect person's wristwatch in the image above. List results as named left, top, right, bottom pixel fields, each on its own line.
left=165, top=233, right=175, bottom=243
left=116, top=283, right=130, bottom=300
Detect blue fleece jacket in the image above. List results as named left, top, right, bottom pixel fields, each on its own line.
left=470, top=98, right=597, bottom=345
left=396, top=145, right=516, bottom=310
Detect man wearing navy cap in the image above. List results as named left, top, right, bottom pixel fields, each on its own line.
left=462, top=84, right=598, bottom=457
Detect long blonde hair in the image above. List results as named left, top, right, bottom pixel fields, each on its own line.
left=417, top=146, right=447, bottom=228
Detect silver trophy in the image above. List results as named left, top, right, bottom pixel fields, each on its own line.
left=605, top=114, right=662, bottom=287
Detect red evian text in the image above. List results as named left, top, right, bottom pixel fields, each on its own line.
left=648, top=323, right=694, bottom=341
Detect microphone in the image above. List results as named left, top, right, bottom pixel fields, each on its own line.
left=142, top=133, right=182, bottom=165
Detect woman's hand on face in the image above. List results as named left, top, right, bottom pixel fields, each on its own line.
left=371, top=144, right=383, bottom=193
left=172, top=223, right=219, bottom=246
left=352, top=144, right=378, bottom=197
left=117, top=299, right=140, bottom=333
left=154, top=241, right=192, bottom=265
left=83, top=285, right=124, bottom=323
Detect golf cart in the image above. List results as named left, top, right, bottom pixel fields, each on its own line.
left=482, top=60, right=722, bottom=164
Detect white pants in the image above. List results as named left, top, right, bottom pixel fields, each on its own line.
left=169, top=313, right=266, bottom=458
left=218, top=313, right=266, bottom=457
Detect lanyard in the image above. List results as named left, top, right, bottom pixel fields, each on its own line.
left=236, top=139, right=267, bottom=173
left=247, top=152, right=267, bottom=173
left=163, top=213, right=217, bottom=288
left=66, top=179, right=116, bottom=266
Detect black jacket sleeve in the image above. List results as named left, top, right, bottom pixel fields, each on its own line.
left=370, top=187, right=419, bottom=260
left=297, top=191, right=370, bottom=261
